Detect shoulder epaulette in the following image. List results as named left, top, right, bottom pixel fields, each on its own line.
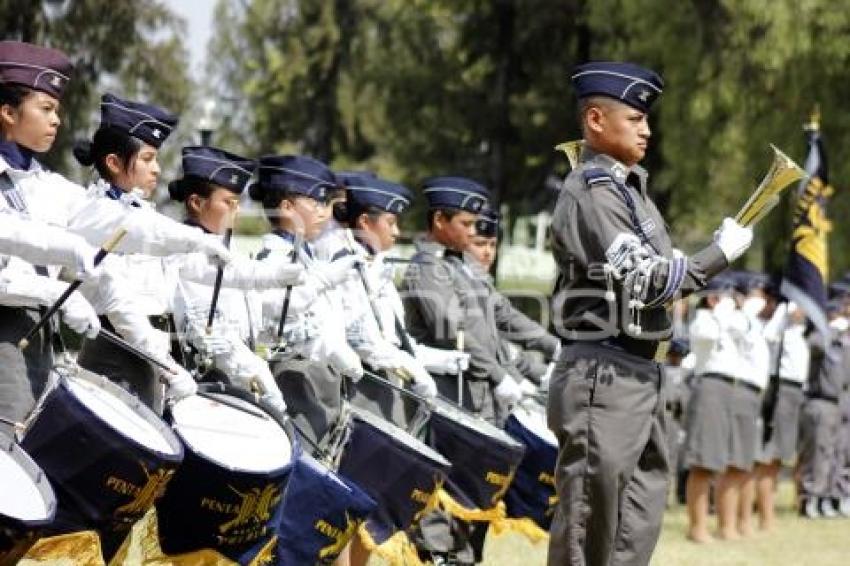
left=582, top=168, right=614, bottom=188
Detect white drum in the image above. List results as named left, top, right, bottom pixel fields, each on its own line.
left=1, top=433, right=56, bottom=563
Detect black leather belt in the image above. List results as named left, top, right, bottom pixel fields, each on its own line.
left=805, top=392, right=840, bottom=404
left=599, top=335, right=670, bottom=362
left=701, top=372, right=762, bottom=394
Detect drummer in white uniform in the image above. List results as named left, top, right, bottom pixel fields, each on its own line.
left=166, top=145, right=289, bottom=413
left=251, top=154, right=362, bottom=444
left=0, top=42, right=230, bottom=429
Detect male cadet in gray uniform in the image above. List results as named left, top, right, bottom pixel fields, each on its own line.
left=547, top=61, right=753, bottom=565
left=402, top=177, right=524, bottom=422
left=466, top=207, right=561, bottom=400
left=402, top=177, right=523, bottom=565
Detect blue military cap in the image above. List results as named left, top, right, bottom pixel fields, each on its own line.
left=422, top=176, right=489, bottom=213
left=704, top=273, right=734, bottom=293
left=258, top=155, right=336, bottom=202
left=99, top=93, right=178, bottom=148
left=475, top=207, right=500, bottom=237
left=0, top=41, right=73, bottom=99
left=169, top=146, right=256, bottom=199
left=335, top=169, right=376, bottom=187
left=669, top=338, right=690, bottom=357
left=571, top=61, right=663, bottom=113
left=346, top=176, right=412, bottom=215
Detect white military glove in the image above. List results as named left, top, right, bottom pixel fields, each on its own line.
left=275, top=261, right=306, bottom=286
left=328, top=344, right=364, bottom=381
left=260, top=392, right=288, bottom=415
left=308, top=256, right=360, bottom=291
left=426, top=350, right=470, bottom=375
left=713, top=217, right=753, bottom=263
left=163, top=364, right=198, bottom=401
left=195, top=233, right=233, bottom=266
left=518, top=378, right=537, bottom=396
left=392, top=351, right=437, bottom=398
left=60, top=291, right=101, bottom=339
left=540, top=362, right=556, bottom=389
left=52, top=237, right=103, bottom=281
left=494, top=375, right=523, bottom=407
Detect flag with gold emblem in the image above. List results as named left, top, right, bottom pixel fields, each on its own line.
left=781, top=110, right=833, bottom=336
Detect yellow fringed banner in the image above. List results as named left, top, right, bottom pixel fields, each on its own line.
left=22, top=531, right=105, bottom=566
left=435, top=488, right=507, bottom=523
left=357, top=525, right=425, bottom=566
left=490, top=516, right=549, bottom=545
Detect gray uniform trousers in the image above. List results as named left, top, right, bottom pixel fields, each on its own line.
left=798, top=398, right=840, bottom=498
left=0, top=306, right=53, bottom=436
left=832, top=393, right=850, bottom=499
left=547, top=342, right=668, bottom=566
left=274, top=358, right=341, bottom=447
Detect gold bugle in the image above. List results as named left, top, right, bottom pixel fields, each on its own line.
left=555, top=139, right=584, bottom=170
left=734, top=144, right=805, bottom=227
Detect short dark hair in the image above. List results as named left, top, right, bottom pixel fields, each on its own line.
left=427, top=208, right=460, bottom=230
left=0, top=83, right=32, bottom=109
left=73, top=127, right=143, bottom=183
left=168, top=175, right=216, bottom=202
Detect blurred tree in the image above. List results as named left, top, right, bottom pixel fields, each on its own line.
left=210, top=0, right=850, bottom=279
left=0, top=0, right=192, bottom=175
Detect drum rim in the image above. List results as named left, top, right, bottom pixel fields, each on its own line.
left=429, top=397, right=525, bottom=451
left=508, top=406, right=558, bottom=448
left=0, top=433, right=57, bottom=526
left=346, top=404, right=451, bottom=468
left=167, top=383, right=300, bottom=476
left=49, top=367, right=184, bottom=461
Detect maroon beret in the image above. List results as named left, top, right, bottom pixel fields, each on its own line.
left=0, top=41, right=73, bottom=99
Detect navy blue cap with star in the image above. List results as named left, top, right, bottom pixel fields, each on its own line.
left=99, top=93, right=178, bottom=148
left=0, top=41, right=73, bottom=99
left=346, top=176, right=413, bottom=215
left=571, top=61, right=663, bottom=113
left=475, top=207, right=501, bottom=238
left=422, top=176, right=489, bottom=213
left=169, top=146, right=255, bottom=197
left=258, top=155, right=336, bottom=202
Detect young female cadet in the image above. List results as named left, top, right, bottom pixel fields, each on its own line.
left=251, top=154, right=362, bottom=444
left=0, top=41, right=230, bottom=426
left=167, top=145, right=290, bottom=413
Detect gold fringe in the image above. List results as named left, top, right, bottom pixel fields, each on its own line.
left=357, top=525, right=425, bottom=566
left=107, top=508, right=236, bottom=565
left=489, top=516, right=549, bottom=545
left=435, top=488, right=507, bottom=523
left=23, top=531, right=105, bottom=566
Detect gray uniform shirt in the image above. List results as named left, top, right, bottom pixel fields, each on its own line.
left=401, top=239, right=522, bottom=385
left=550, top=147, right=728, bottom=342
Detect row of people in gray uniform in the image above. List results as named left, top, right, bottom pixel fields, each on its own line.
left=664, top=272, right=850, bottom=544
left=0, top=40, right=559, bottom=565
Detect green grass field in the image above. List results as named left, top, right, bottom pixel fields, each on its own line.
left=472, top=482, right=850, bottom=566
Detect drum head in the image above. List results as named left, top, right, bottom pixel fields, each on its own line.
left=511, top=404, right=557, bottom=448
left=60, top=368, right=180, bottom=456
left=0, top=434, right=55, bottom=524
left=170, top=394, right=292, bottom=473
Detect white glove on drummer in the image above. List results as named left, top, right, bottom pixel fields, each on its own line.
left=308, top=256, right=360, bottom=291
left=328, top=344, right=364, bottom=381
left=195, top=233, right=233, bottom=266
left=392, top=351, right=437, bottom=398
left=425, top=350, right=470, bottom=375
left=714, top=217, right=753, bottom=263
left=163, top=364, right=197, bottom=401
left=518, top=378, right=537, bottom=396
left=494, top=375, right=523, bottom=407
left=60, top=291, right=101, bottom=339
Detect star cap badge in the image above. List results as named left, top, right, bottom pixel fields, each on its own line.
left=638, top=89, right=651, bottom=102
left=152, top=128, right=162, bottom=139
